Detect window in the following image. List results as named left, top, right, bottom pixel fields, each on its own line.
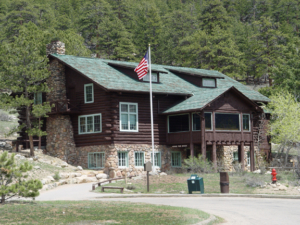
left=168, top=114, right=189, bottom=133
left=118, top=152, right=128, bottom=167
left=135, top=152, right=144, bottom=167
left=88, top=152, right=105, bottom=169
left=84, top=84, right=94, bottom=103
left=151, top=152, right=161, bottom=167
left=215, top=113, right=240, bottom=131
left=171, top=151, right=181, bottom=167
left=243, top=114, right=250, bottom=131
left=233, top=152, right=239, bottom=162
left=34, top=93, right=42, bottom=104
left=192, top=113, right=212, bottom=131
left=120, top=102, right=138, bottom=131
left=203, top=78, right=216, bottom=87
left=142, top=73, right=158, bottom=82
left=78, top=114, right=101, bottom=134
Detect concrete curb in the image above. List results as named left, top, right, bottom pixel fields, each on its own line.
left=196, top=214, right=217, bottom=225
left=93, top=193, right=300, bottom=199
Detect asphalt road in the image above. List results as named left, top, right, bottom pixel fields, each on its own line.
left=36, top=183, right=300, bottom=225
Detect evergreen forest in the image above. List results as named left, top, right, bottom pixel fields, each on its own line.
left=1, top=0, right=300, bottom=96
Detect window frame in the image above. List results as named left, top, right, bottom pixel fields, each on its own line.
left=171, top=151, right=182, bottom=167
left=242, top=114, right=251, bottom=132
left=142, top=72, right=159, bottom=83
left=168, top=113, right=190, bottom=133
left=202, top=78, right=216, bottom=88
left=233, top=152, right=239, bottom=162
left=192, top=112, right=213, bottom=131
left=151, top=152, right=161, bottom=167
left=34, top=92, right=43, bottom=105
left=215, top=112, right=241, bottom=132
left=134, top=151, right=145, bottom=167
left=78, top=113, right=102, bottom=135
left=84, top=83, right=94, bottom=104
left=119, top=102, right=139, bottom=132
left=88, top=152, right=105, bottom=169
left=118, top=151, right=129, bottom=168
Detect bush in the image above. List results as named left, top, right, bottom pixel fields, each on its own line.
left=244, top=175, right=265, bottom=187
left=53, top=172, right=60, bottom=181
left=183, top=155, right=213, bottom=173
left=0, top=110, right=11, bottom=121
left=0, top=151, right=42, bottom=204
left=126, top=185, right=136, bottom=190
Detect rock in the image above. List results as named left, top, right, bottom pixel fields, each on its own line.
left=33, top=156, right=39, bottom=161
left=33, top=166, right=40, bottom=170
left=0, top=142, right=6, bottom=147
left=28, top=158, right=33, bottom=161
left=270, top=184, right=277, bottom=188
left=179, top=191, right=185, bottom=194
left=253, top=169, right=261, bottom=174
left=297, top=189, right=300, bottom=192
left=15, top=154, right=21, bottom=159
left=76, top=166, right=83, bottom=171
left=47, top=176, right=55, bottom=182
left=4, top=143, right=12, bottom=150
left=74, top=173, right=82, bottom=177
left=160, top=172, right=167, bottom=176
left=41, top=179, right=47, bottom=185
left=69, top=173, right=76, bottom=178
left=86, top=177, right=98, bottom=182
left=87, top=174, right=95, bottom=177
left=265, top=171, right=272, bottom=175
left=109, top=170, right=116, bottom=178
left=60, top=173, right=69, bottom=179
left=96, top=174, right=108, bottom=179
left=274, top=185, right=287, bottom=191
left=61, top=162, right=68, bottom=168
left=116, top=171, right=122, bottom=177
left=59, top=180, right=68, bottom=185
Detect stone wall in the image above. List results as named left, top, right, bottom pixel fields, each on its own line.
left=76, top=144, right=187, bottom=177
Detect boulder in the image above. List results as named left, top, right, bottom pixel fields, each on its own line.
left=253, top=169, right=261, bottom=174
left=74, top=172, right=82, bottom=177
left=60, top=173, right=69, bottom=179
left=47, top=176, right=55, bottom=182
left=61, top=162, right=68, bottom=168
left=96, top=173, right=108, bottom=180
left=160, top=172, right=167, bottom=176
left=59, top=180, right=68, bottom=185
left=76, top=166, right=83, bottom=171
left=265, top=171, right=272, bottom=175
left=0, top=142, right=6, bottom=147
left=33, top=166, right=40, bottom=170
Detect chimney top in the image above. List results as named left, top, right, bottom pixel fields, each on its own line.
left=46, top=41, right=65, bottom=56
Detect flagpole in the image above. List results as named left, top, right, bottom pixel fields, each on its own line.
left=149, top=44, right=155, bottom=173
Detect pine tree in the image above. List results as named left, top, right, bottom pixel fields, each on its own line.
left=0, top=151, right=43, bottom=204
left=0, top=23, right=51, bottom=156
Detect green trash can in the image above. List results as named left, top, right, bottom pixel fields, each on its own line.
left=187, top=174, right=204, bottom=194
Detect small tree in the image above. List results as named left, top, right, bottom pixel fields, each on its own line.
left=266, top=91, right=300, bottom=166
left=0, top=151, right=42, bottom=204
left=0, top=22, right=51, bottom=156
left=182, top=155, right=213, bottom=173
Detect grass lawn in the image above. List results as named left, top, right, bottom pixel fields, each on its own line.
left=96, top=172, right=298, bottom=195
left=0, top=201, right=213, bottom=225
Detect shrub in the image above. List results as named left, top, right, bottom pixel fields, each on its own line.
left=53, top=172, right=60, bottom=181
left=244, top=175, right=265, bottom=187
left=0, top=151, right=42, bottom=204
left=126, top=185, right=136, bottom=190
left=183, top=155, right=213, bottom=173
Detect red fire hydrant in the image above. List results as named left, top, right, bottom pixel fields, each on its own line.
left=271, top=168, right=277, bottom=184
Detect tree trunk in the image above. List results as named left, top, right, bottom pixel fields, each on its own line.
left=1, top=194, right=5, bottom=204
left=25, top=104, right=34, bottom=157
left=29, top=135, right=34, bottom=157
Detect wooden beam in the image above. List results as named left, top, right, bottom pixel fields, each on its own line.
left=212, top=141, right=217, bottom=172
left=201, top=111, right=206, bottom=158
left=250, top=141, right=255, bottom=171
left=240, top=142, right=245, bottom=171
left=189, top=113, right=194, bottom=158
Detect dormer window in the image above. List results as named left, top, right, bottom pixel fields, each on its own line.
left=202, top=78, right=216, bottom=88
left=142, top=73, right=158, bottom=83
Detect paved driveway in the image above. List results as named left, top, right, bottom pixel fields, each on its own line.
left=36, top=183, right=300, bottom=225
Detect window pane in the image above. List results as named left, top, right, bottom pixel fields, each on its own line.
left=152, top=152, right=161, bottom=167
left=130, top=114, right=137, bottom=130
left=143, top=73, right=158, bottom=82
left=121, top=114, right=128, bottom=130
left=243, top=115, right=250, bottom=131
left=193, top=114, right=200, bottom=131
left=94, top=115, right=101, bottom=132
left=87, top=116, right=93, bottom=132
left=135, top=152, right=143, bottom=166
left=80, top=117, right=86, bottom=133
left=85, top=85, right=93, bottom=102
left=205, top=113, right=212, bottom=130
left=118, top=152, right=127, bottom=167
left=203, top=78, right=216, bottom=87
left=88, top=153, right=93, bottom=168
left=233, top=152, right=238, bottom=161
left=169, top=114, right=189, bottom=132
left=129, top=104, right=136, bottom=113
left=121, top=104, right=128, bottom=112
left=215, top=114, right=240, bottom=131
left=172, top=152, right=181, bottom=167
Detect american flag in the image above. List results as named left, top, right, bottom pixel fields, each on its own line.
left=134, top=51, right=149, bottom=80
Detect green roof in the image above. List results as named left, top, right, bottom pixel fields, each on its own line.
left=51, top=54, right=270, bottom=114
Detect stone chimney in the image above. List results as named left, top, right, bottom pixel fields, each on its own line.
left=46, top=40, right=65, bottom=56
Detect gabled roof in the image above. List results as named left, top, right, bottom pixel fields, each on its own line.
left=50, top=54, right=270, bottom=114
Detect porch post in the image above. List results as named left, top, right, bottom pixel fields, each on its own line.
left=240, top=142, right=245, bottom=171
left=201, top=111, right=206, bottom=159
left=189, top=113, right=194, bottom=158
left=212, top=141, right=217, bottom=171
left=250, top=141, right=255, bottom=171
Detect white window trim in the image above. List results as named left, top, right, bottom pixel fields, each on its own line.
left=78, top=113, right=102, bottom=135
left=88, top=152, right=105, bottom=169
left=202, top=78, right=216, bottom=87
left=192, top=112, right=213, bottom=131
left=243, top=114, right=251, bottom=132
left=118, top=151, right=128, bottom=168
left=151, top=152, right=161, bottom=168
left=84, top=83, right=94, bottom=103
left=134, top=151, right=145, bottom=168
left=168, top=113, right=190, bottom=133
left=119, top=102, right=139, bottom=132
left=215, top=112, right=241, bottom=132
left=171, top=151, right=182, bottom=167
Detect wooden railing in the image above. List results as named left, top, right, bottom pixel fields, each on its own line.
left=92, top=175, right=137, bottom=191
left=48, top=99, right=80, bottom=115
